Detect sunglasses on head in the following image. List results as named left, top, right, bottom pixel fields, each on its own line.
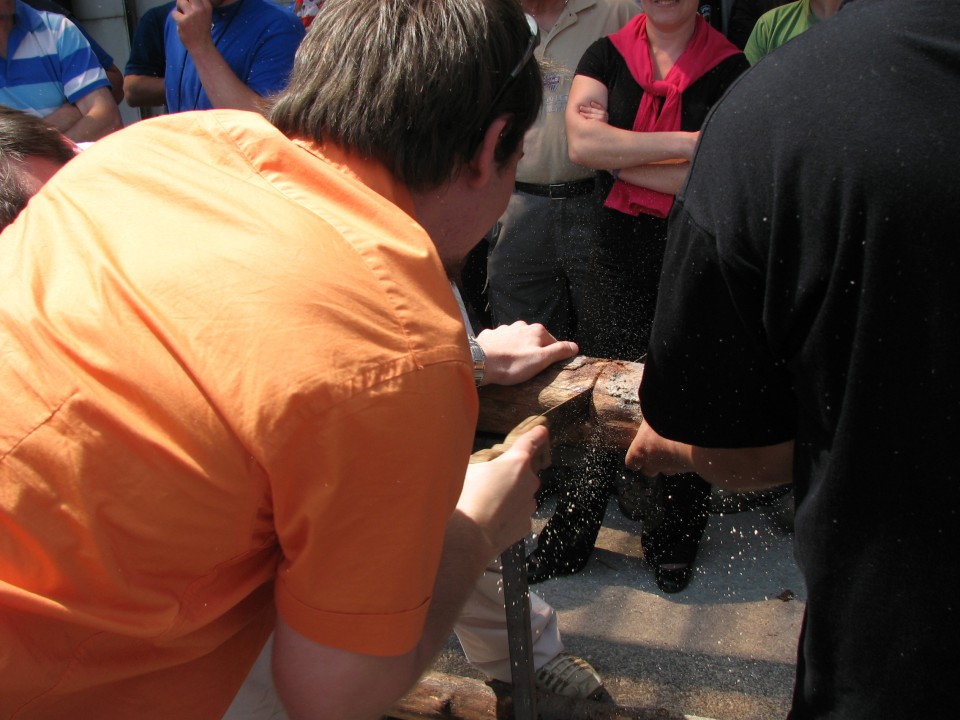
left=478, top=13, right=540, bottom=136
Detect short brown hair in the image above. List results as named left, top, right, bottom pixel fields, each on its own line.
left=0, top=106, right=76, bottom=230
left=268, top=0, right=542, bottom=192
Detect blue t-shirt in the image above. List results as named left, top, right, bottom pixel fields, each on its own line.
left=164, top=0, right=305, bottom=112
left=24, top=0, right=115, bottom=70
left=0, top=1, right=109, bottom=117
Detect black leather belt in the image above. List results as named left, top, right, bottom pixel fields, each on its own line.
left=515, top=178, right=595, bottom=199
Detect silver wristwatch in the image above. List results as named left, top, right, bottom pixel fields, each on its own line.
left=468, top=335, right=486, bottom=386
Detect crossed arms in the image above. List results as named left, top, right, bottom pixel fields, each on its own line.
left=565, top=74, right=699, bottom=197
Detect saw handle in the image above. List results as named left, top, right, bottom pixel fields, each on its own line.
left=468, top=415, right=551, bottom=472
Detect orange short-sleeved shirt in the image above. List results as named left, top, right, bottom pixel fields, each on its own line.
left=0, top=111, right=477, bottom=718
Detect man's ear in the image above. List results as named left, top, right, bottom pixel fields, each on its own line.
left=464, top=115, right=510, bottom=190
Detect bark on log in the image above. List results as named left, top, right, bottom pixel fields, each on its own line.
left=387, top=671, right=687, bottom=720
left=477, top=357, right=645, bottom=451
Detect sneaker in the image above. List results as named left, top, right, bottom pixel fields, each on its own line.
left=535, top=651, right=603, bottom=699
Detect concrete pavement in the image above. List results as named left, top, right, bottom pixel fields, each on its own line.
left=434, top=494, right=806, bottom=720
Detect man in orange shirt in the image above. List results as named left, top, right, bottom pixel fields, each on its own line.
left=0, top=1, right=555, bottom=718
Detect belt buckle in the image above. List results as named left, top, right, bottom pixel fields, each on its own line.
left=547, top=183, right=566, bottom=199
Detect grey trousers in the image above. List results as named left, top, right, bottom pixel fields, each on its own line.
left=487, top=190, right=597, bottom=342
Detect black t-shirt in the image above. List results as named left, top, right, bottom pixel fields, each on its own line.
left=641, top=0, right=960, bottom=717
left=125, top=2, right=176, bottom=78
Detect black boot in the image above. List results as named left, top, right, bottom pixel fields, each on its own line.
left=526, top=456, right=616, bottom=584
left=641, top=473, right=711, bottom=594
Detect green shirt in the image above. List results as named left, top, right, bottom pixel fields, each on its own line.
left=744, top=0, right=819, bottom=65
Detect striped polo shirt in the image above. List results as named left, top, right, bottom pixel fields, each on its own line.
left=0, top=1, right=108, bottom=117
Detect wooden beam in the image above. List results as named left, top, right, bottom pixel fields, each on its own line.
left=477, top=357, right=645, bottom=451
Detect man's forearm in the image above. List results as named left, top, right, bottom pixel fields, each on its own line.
left=188, top=44, right=264, bottom=112
left=63, top=87, right=123, bottom=143
left=689, top=442, right=795, bottom=491
left=62, top=110, right=121, bottom=143
left=105, top=65, right=125, bottom=104
left=627, top=421, right=795, bottom=491
left=44, top=103, right=82, bottom=133
left=124, top=75, right=166, bottom=108
left=412, top=510, right=498, bottom=667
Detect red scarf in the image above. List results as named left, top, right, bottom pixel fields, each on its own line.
left=605, top=13, right=740, bottom=218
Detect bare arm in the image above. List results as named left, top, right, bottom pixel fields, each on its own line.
left=565, top=74, right=698, bottom=171
left=105, top=64, right=125, bottom=104
left=626, top=420, right=794, bottom=491
left=573, top=90, right=694, bottom=195
left=43, top=103, right=82, bottom=133
left=124, top=75, right=167, bottom=108
left=475, top=321, right=578, bottom=386
left=58, top=87, right=123, bottom=142
left=273, top=427, right=547, bottom=720
left=173, top=0, right=266, bottom=113
left=618, top=161, right=691, bottom=197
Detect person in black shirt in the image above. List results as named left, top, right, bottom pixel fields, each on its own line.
left=627, top=0, right=960, bottom=716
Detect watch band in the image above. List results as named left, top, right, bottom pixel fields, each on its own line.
left=468, top=335, right=486, bottom=386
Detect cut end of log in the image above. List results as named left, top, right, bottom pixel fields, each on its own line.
left=388, top=671, right=694, bottom=720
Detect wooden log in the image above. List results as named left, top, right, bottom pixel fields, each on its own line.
left=587, top=360, right=646, bottom=450
left=387, top=671, right=688, bottom=720
left=387, top=672, right=497, bottom=720
left=477, top=357, right=645, bottom=451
